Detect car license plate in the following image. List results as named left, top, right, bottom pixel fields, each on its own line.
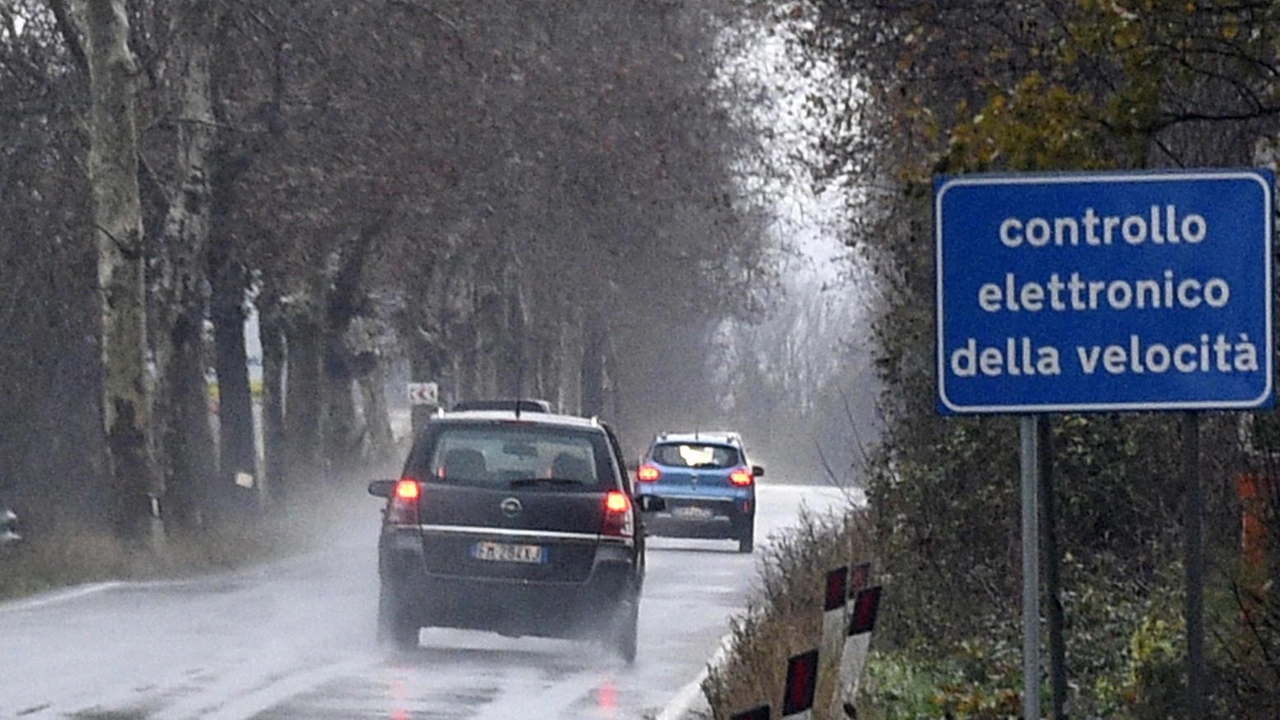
left=672, top=506, right=714, bottom=520
left=471, top=541, right=547, bottom=564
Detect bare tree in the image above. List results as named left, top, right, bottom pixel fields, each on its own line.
left=152, top=0, right=221, bottom=531
left=76, top=0, right=156, bottom=542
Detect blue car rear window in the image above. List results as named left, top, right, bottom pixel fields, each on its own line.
left=651, top=443, right=740, bottom=469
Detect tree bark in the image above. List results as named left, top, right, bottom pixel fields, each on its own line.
left=78, top=0, right=156, bottom=543
left=319, top=208, right=392, bottom=478
left=284, top=312, right=324, bottom=493
left=204, top=1, right=282, bottom=521
left=155, top=0, right=219, bottom=533
left=211, top=254, right=256, bottom=518
left=258, top=289, right=288, bottom=505
left=357, top=360, right=394, bottom=469
left=580, top=308, right=607, bottom=417
left=407, top=339, right=439, bottom=439
left=496, top=282, right=526, bottom=397
left=161, top=310, right=216, bottom=531
left=321, top=329, right=358, bottom=480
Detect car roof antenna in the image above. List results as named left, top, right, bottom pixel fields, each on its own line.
left=514, top=290, right=526, bottom=419
left=515, top=352, right=524, bottom=419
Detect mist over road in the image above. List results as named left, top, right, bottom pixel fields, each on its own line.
left=2, top=483, right=859, bottom=720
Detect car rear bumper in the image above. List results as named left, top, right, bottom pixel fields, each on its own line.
left=379, top=529, right=637, bottom=637
left=638, top=493, right=753, bottom=540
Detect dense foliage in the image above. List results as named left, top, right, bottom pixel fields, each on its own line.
left=754, top=0, right=1280, bottom=716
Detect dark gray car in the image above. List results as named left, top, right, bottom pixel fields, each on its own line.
left=368, top=407, right=662, bottom=662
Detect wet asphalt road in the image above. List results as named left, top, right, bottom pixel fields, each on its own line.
left=1, top=483, right=859, bottom=720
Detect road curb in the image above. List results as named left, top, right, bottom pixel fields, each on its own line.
left=655, top=631, right=734, bottom=720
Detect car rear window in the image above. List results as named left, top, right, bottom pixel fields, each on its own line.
left=651, top=442, right=740, bottom=469
left=413, top=423, right=611, bottom=489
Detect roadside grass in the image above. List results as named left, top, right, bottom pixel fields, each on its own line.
left=0, top=521, right=285, bottom=601
left=702, top=503, right=874, bottom=719
left=0, top=482, right=371, bottom=603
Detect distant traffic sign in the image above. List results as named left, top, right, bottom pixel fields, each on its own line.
left=407, top=381, right=438, bottom=406
left=936, top=169, right=1274, bottom=414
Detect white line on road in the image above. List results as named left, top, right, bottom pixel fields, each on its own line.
left=0, top=582, right=124, bottom=613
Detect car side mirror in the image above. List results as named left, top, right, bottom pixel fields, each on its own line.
left=752, top=465, right=764, bottom=478
left=368, top=479, right=395, bottom=498
left=636, top=495, right=666, bottom=513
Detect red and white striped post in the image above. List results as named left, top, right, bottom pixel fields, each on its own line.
left=781, top=649, right=819, bottom=720
left=838, top=585, right=884, bottom=712
left=821, top=566, right=850, bottom=667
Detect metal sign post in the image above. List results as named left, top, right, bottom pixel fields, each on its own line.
left=1039, top=417, right=1067, bottom=720
left=1183, top=411, right=1204, bottom=719
left=1020, top=415, right=1041, bottom=720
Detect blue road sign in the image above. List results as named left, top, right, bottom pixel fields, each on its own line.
left=936, top=169, right=1274, bottom=414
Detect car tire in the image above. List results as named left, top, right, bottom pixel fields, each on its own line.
left=736, top=518, right=755, bottom=554
left=377, top=582, right=419, bottom=651
left=613, top=588, right=640, bottom=664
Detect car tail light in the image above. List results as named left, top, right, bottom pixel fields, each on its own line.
left=729, top=468, right=753, bottom=486
left=637, top=464, right=661, bottom=482
left=386, top=477, right=421, bottom=525
left=601, top=490, right=634, bottom=538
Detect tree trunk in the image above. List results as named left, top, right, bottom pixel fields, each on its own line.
left=458, top=297, right=480, bottom=403
left=357, top=362, right=394, bottom=470
left=284, top=313, right=324, bottom=493
left=496, top=283, right=526, bottom=397
left=78, top=0, right=156, bottom=543
left=319, top=210, right=390, bottom=480
left=408, top=342, right=438, bottom=439
left=540, top=322, right=563, bottom=410
left=203, top=1, right=279, bottom=522
left=211, top=256, right=256, bottom=518
left=580, top=308, right=607, bottom=417
left=606, top=332, right=621, bottom=421
left=259, top=291, right=288, bottom=505
left=321, top=330, right=358, bottom=481
left=162, top=310, right=217, bottom=531
left=155, top=0, right=219, bottom=533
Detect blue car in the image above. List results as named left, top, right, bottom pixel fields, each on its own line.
left=635, top=432, right=763, bottom=552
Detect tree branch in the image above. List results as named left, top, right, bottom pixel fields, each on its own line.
left=46, top=0, right=89, bottom=76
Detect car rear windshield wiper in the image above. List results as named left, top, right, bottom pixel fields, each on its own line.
left=509, top=477, right=584, bottom=487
